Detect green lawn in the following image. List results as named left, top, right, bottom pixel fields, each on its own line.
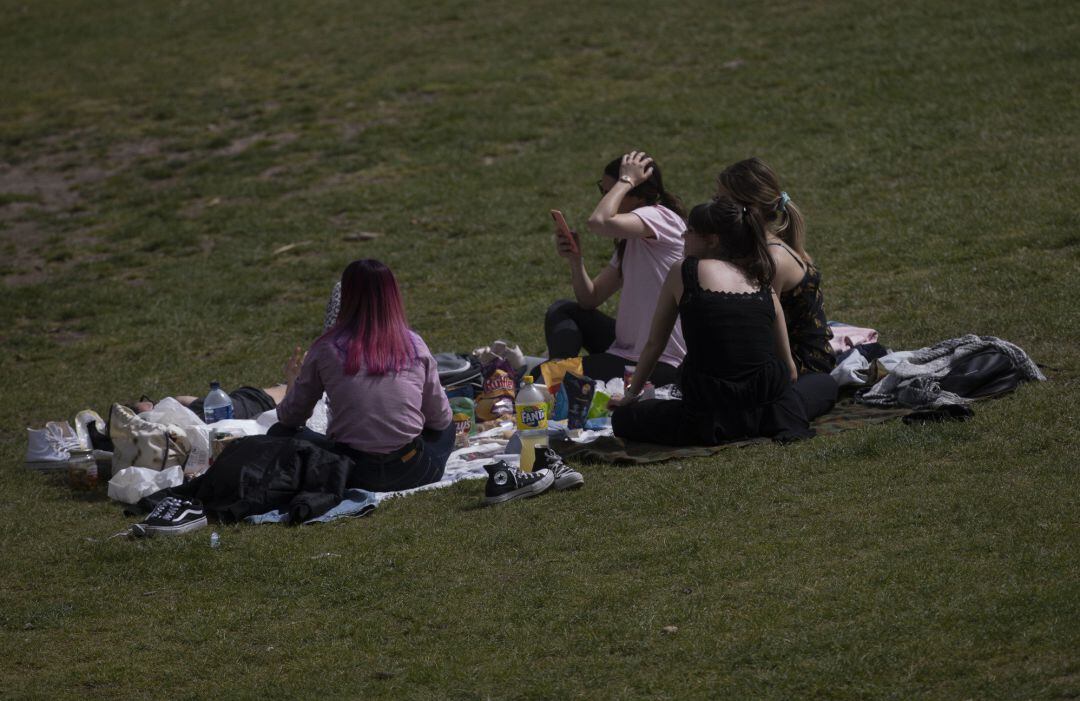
left=1, top=1, right=1078, bottom=698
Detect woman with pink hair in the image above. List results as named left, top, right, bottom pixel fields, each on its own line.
left=275, top=259, right=452, bottom=492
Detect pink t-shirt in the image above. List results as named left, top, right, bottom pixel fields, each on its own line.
left=276, top=331, right=451, bottom=454
left=606, top=205, right=687, bottom=367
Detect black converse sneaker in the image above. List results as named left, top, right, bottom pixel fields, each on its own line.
left=533, top=446, right=584, bottom=491
left=136, top=497, right=208, bottom=536
left=483, top=460, right=554, bottom=505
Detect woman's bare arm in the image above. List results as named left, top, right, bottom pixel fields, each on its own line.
left=771, top=291, right=799, bottom=383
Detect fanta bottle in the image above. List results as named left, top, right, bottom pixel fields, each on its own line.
left=515, top=375, right=548, bottom=471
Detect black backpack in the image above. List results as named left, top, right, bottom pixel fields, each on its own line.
left=435, top=353, right=483, bottom=393
left=939, top=347, right=1026, bottom=399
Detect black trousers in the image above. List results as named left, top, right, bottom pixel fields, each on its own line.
left=542, top=299, right=679, bottom=385
left=187, top=386, right=277, bottom=421
left=612, top=373, right=839, bottom=446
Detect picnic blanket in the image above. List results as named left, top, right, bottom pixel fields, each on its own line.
left=548, top=398, right=910, bottom=465
left=138, top=393, right=910, bottom=522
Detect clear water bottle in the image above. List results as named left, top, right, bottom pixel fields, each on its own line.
left=203, top=381, right=234, bottom=423
left=515, top=375, right=548, bottom=472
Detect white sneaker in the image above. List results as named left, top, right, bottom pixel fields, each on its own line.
left=491, top=340, right=526, bottom=371
left=25, top=421, right=82, bottom=471
left=73, top=409, right=106, bottom=450
left=473, top=340, right=527, bottom=371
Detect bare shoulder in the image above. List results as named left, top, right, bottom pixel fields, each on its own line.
left=768, top=243, right=803, bottom=289
left=696, top=258, right=759, bottom=294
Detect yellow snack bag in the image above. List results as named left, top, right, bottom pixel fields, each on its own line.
left=539, top=357, right=584, bottom=396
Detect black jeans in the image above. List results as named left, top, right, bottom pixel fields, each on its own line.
left=542, top=299, right=679, bottom=385
left=271, top=423, right=456, bottom=492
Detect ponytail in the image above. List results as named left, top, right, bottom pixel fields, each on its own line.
left=741, top=206, right=776, bottom=289
left=776, top=199, right=810, bottom=263
left=688, top=198, right=775, bottom=289
left=717, top=157, right=812, bottom=264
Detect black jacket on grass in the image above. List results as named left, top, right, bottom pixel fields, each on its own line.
left=142, top=436, right=351, bottom=524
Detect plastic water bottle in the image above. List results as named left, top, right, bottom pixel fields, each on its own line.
left=203, top=381, right=234, bottom=423
left=210, top=532, right=220, bottom=548
left=515, top=375, right=548, bottom=472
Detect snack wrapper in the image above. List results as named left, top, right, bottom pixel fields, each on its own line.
left=449, top=397, right=476, bottom=448
left=475, top=358, right=517, bottom=422
left=587, top=389, right=611, bottom=419
left=539, top=357, right=584, bottom=396
left=562, top=372, right=595, bottom=430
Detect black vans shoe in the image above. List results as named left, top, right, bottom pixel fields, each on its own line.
left=533, top=446, right=584, bottom=491
left=483, top=461, right=554, bottom=505
left=136, top=497, right=208, bottom=536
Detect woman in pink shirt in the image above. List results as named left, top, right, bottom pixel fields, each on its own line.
left=275, top=259, right=453, bottom=492
left=545, top=151, right=687, bottom=385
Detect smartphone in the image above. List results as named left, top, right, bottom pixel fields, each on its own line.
left=549, top=209, right=579, bottom=254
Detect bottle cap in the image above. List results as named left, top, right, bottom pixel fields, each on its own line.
left=522, top=375, right=533, bottom=384
left=210, top=380, right=220, bottom=389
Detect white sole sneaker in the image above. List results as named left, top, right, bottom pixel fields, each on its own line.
left=141, top=516, right=208, bottom=536
left=484, top=470, right=555, bottom=505
left=553, top=471, right=585, bottom=490
left=24, top=460, right=72, bottom=472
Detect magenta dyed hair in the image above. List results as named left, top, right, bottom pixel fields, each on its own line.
left=320, top=259, right=417, bottom=376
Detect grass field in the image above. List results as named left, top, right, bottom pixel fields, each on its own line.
left=2, top=1, right=1078, bottom=698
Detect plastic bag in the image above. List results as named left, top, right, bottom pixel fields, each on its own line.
left=255, top=394, right=329, bottom=433
left=107, top=465, right=184, bottom=504
left=141, top=397, right=212, bottom=476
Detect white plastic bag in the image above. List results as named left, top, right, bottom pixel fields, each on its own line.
left=255, top=407, right=279, bottom=431
left=306, top=395, right=330, bottom=434
left=253, top=394, right=328, bottom=433
left=107, top=465, right=184, bottom=504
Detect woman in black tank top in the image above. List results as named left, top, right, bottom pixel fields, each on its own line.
left=610, top=198, right=837, bottom=446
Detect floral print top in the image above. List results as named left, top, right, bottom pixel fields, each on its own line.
left=771, top=244, right=836, bottom=375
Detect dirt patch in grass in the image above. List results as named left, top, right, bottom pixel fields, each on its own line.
left=258, top=165, right=289, bottom=180
left=0, top=159, right=94, bottom=211
left=179, top=195, right=225, bottom=219
left=47, top=328, right=89, bottom=345
left=215, top=131, right=298, bottom=156
left=5, top=134, right=168, bottom=195
left=0, top=127, right=303, bottom=284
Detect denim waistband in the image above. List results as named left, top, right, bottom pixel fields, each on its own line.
left=337, top=435, right=422, bottom=465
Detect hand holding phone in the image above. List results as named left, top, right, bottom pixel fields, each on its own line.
left=550, top=209, right=580, bottom=255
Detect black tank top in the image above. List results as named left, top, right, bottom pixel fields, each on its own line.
left=677, top=257, right=788, bottom=413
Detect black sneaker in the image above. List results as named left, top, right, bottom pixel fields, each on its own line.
left=136, top=497, right=208, bottom=536
left=483, top=461, right=554, bottom=505
left=533, top=446, right=584, bottom=491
